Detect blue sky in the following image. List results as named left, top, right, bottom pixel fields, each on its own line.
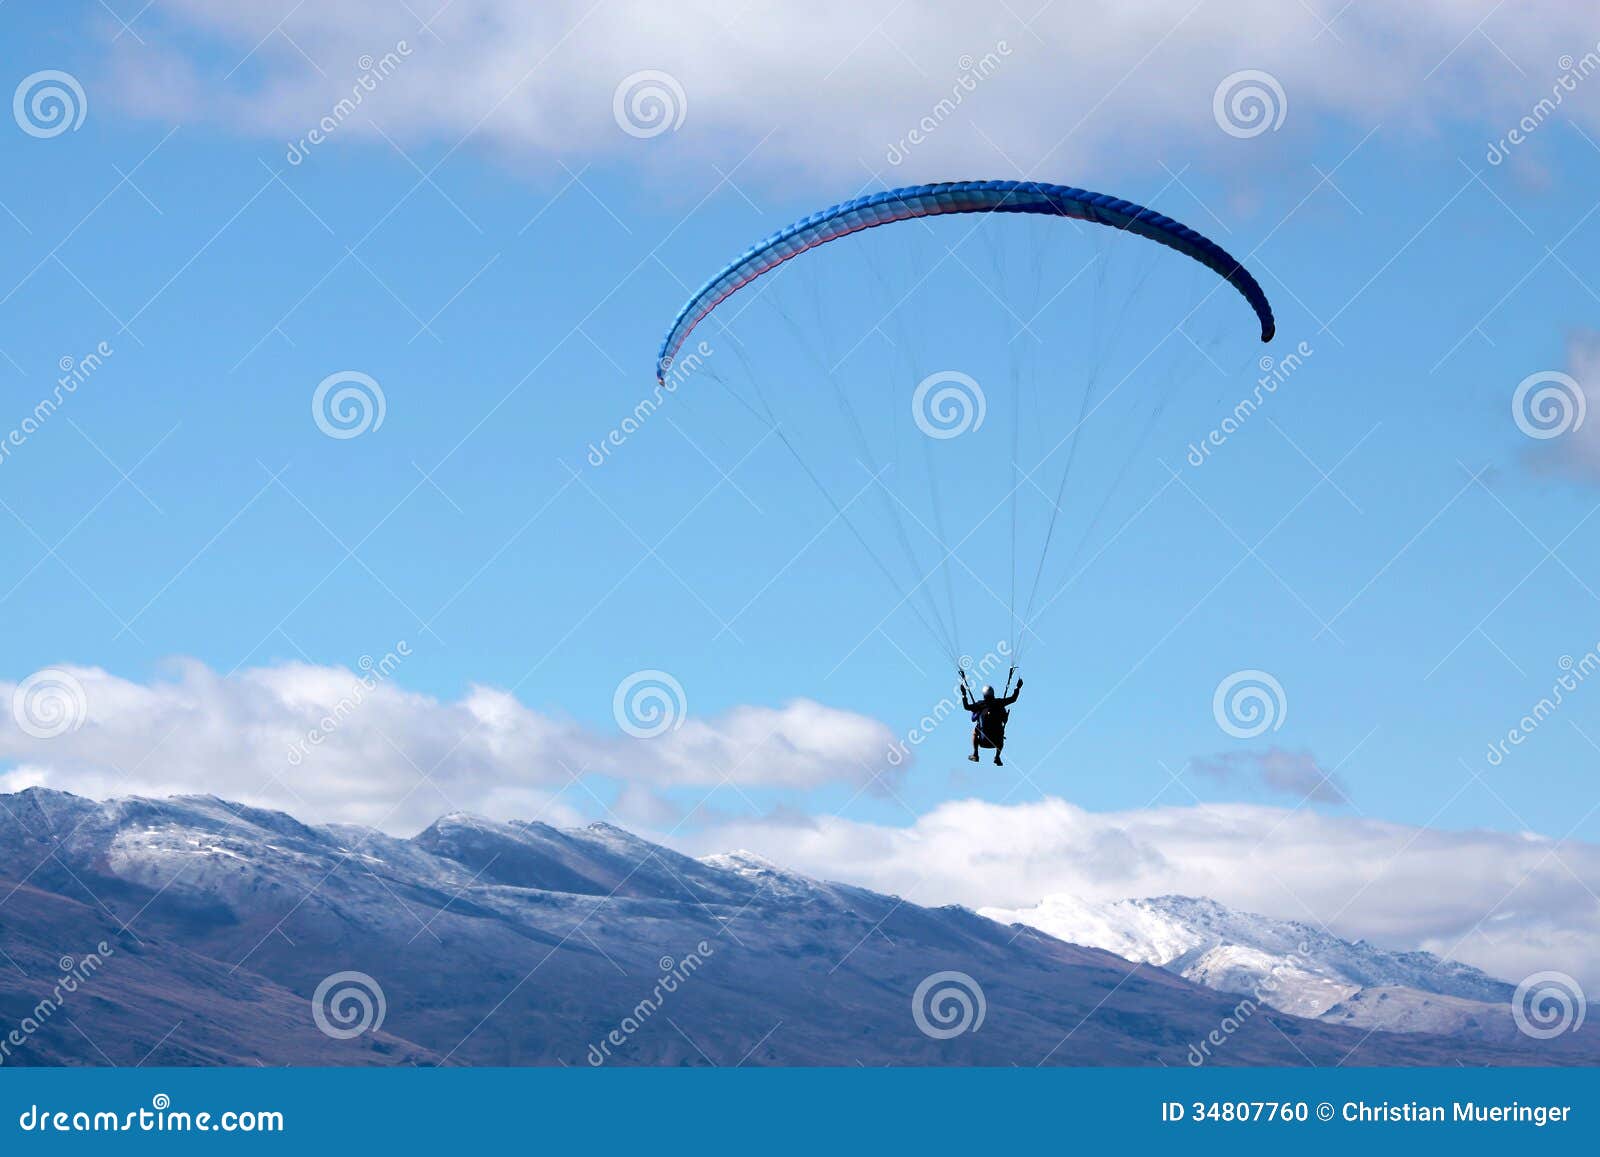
left=4, top=1, right=1600, bottom=978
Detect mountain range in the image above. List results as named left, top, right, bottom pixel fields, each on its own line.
left=0, top=788, right=1591, bottom=1066
left=982, top=894, right=1532, bottom=1042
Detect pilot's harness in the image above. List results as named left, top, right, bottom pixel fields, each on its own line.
left=960, top=665, right=1017, bottom=746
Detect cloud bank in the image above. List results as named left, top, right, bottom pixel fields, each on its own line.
left=102, top=1, right=1600, bottom=183
left=679, top=797, right=1600, bottom=991
left=0, top=660, right=896, bottom=833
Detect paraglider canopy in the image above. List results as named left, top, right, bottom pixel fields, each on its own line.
left=657, top=180, right=1275, bottom=381
left=653, top=178, right=1277, bottom=681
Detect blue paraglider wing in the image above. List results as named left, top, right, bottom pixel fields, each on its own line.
left=656, top=180, right=1275, bottom=379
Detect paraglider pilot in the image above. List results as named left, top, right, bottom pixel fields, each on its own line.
left=962, top=678, right=1022, bottom=766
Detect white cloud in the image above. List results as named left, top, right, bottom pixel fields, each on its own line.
left=102, top=2, right=1600, bottom=184
left=0, top=660, right=896, bottom=833
left=676, top=796, right=1600, bottom=990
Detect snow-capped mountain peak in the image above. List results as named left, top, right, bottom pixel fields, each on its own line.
left=981, top=893, right=1514, bottom=1021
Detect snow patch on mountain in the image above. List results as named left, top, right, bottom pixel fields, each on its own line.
left=1321, top=986, right=1528, bottom=1040
left=982, top=893, right=1514, bottom=1022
